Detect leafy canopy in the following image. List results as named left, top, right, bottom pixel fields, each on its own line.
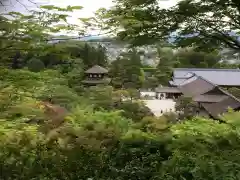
left=100, top=0, right=240, bottom=51
left=0, top=4, right=90, bottom=65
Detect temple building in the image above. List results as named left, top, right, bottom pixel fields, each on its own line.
left=82, top=65, right=111, bottom=86
left=155, top=86, right=182, bottom=99
left=156, top=68, right=240, bottom=119
left=178, top=75, right=240, bottom=119
left=169, top=68, right=240, bottom=88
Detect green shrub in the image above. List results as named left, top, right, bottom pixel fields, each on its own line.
left=160, top=117, right=240, bottom=180
left=0, top=69, right=82, bottom=112
left=27, top=58, right=45, bottom=72
left=117, top=100, right=153, bottom=122
left=2, top=69, right=240, bottom=180
left=1, top=113, right=240, bottom=179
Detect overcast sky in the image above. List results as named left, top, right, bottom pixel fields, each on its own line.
left=1, top=0, right=178, bottom=35
left=4, top=0, right=178, bottom=17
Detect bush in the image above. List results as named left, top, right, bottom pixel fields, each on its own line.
left=136, top=116, right=169, bottom=133
left=2, top=69, right=240, bottom=180
left=0, top=69, right=82, bottom=112
left=27, top=58, right=45, bottom=72
left=117, top=101, right=154, bottom=122
left=160, top=116, right=240, bottom=180
left=175, top=96, right=199, bottom=119
left=1, top=112, right=240, bottom=179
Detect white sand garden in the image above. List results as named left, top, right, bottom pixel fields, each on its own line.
left=143, top=99, right=176, bottom=117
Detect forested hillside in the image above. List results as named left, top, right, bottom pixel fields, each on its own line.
left=1, top=0, right=240, bottom=179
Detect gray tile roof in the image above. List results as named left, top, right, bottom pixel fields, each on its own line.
left=201, top=97, right=240, bottom=119
left=170, top=71, right=240, bottom=119
left=85, top=65, right=108, bottom=74
left=193, top=94, right=228, bottom=103
left=172, top=68, right=240, bottom=86
left=179, top=76, right=216, bottom=97
left=169, top=79, right=187, bottom=86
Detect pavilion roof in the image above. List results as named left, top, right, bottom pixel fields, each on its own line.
left=85, top=65, right=108, bottom=74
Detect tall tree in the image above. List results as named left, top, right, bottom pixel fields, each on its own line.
left=80, top=43, right=108, bottom=68
left=109, top=49, right=144, bottom=89
left=173, top=48, right=220, bottom=68
left=155, top=47, right=175, bottom=85
left=0, top=5, right=86, bottom=67
left=99, top=0, right=240, bottom=51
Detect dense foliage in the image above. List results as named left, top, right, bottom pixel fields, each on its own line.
left=1, top=1, right=240, bottom=180
left=1, top=86, right=240, bottom=180
left=109, top=49, right=144, bottom=88
left=99, top=0, right=240, bottom=51
left=0, top=67, right=240, bottom=180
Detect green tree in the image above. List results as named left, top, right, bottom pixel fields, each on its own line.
left=100, top=0, right=240, bottom=51
left=110, top=49, right=144, bottom=89
left=23, top=40, right=108, bottom=72
left=87, top=85, right=115, bottom=110
left=155, top=47, right=175, bottom=85
left=160, top=115, right=240, bottom=180
left=173, top=48, right=221, bottom=68
left=0, top=5, right=87, bottom=67
left=142, top=76, right=159, bottom=90
left=117, top=101, right=153, bottom=122
left=80, top=43, right=108, bottom=68
left=175, top=96, right=199, bottom=119
left=226, top=87, right=240, bottom=99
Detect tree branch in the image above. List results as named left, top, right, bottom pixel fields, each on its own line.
left=196, top=17, right=240, bottom=49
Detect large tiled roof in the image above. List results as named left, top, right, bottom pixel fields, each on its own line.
left=193, top=94, right=228, bottom=103
left=169, top=79, right=186, bottom=86
left=201, top=96, right=240, bottom=119
left=172, top=68, right=240, bottom=86
left=85, top=65, right=108, bottom=74
left=179, top=76, right=216, bottom=97
left=169, top=71, right=240, bottom=119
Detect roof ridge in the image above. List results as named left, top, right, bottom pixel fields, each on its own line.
left=85, top=65, right=108, bottom=74
left=178, top=73, right=216, bottom=87
left=193, top=74, right=218, bottom=87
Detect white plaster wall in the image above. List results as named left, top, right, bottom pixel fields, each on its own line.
left=140, top=91, right=156, bottom=98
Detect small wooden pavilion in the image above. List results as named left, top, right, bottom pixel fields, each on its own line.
left=82, top=65, right=110, bottom=86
